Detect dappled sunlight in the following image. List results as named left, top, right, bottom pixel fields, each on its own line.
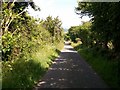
left=61, top=45, right=77, bottom=53
left=55, top=58, right=66, bottom=61
left=34, top=44, right=109, bottom=88
left=54, top=58, right=67, bottom=64
left=36, top=77, right=68, bottom=88
left=37, top=81, right=46, bottom=86
left=34, top=45, right=86, bottom=88
left=61, top=49, right=77, bottom=53
left=49, top=67, right=83, bottom=72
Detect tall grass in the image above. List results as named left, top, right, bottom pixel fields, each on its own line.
left=72, top=43, right=119, bottom=88
left=2, top=42, right=64, bottom=89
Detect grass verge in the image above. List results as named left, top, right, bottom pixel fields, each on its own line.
left=72, top=42, right=119, bottom=88
left=2, top=42, right=64, bottom=89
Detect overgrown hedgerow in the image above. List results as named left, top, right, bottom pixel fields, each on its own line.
left=2, top=2, right=64, bottom=88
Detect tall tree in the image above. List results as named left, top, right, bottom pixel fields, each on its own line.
left=76, top=2, right=120, bottom=58
left=2, top=0, right=40, bottom=33
left=42, top=16, right=63, bottom=42
left=1, top=0, right=40, bottom=61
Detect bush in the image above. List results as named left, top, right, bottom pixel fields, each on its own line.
left=2, top=8, right=64, bottom=88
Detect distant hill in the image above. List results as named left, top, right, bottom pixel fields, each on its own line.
left=64, top=28, right=68, bottom=33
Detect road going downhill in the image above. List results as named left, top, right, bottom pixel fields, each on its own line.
left=34, top=44, right=109, bottom=89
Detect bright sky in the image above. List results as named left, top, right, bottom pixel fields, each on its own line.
left=27, top=0, right=90, bottom=29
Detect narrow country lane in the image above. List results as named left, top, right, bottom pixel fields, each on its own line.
left=34, top=44, right=109, bottom=89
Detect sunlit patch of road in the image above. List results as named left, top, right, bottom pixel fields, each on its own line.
left=61, top=44, right=77, bottom=53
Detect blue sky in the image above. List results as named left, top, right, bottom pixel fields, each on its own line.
left=27, top=0, right=90, bottom=29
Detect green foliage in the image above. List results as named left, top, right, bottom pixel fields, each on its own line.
left=75, top=2, right=120, bottom=59
left=2, top=44, right=61, bottom=88
left=72, top=43, right=119, bottom=88
left=64, top=33, right=70, bottom=41
left=42, top=16, right=63, bottom=42
left=2, top=31, right=13, bottom=61
left=2, top=2, right=64, bottom=88
left=68, top=21, right=92, bottom=45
